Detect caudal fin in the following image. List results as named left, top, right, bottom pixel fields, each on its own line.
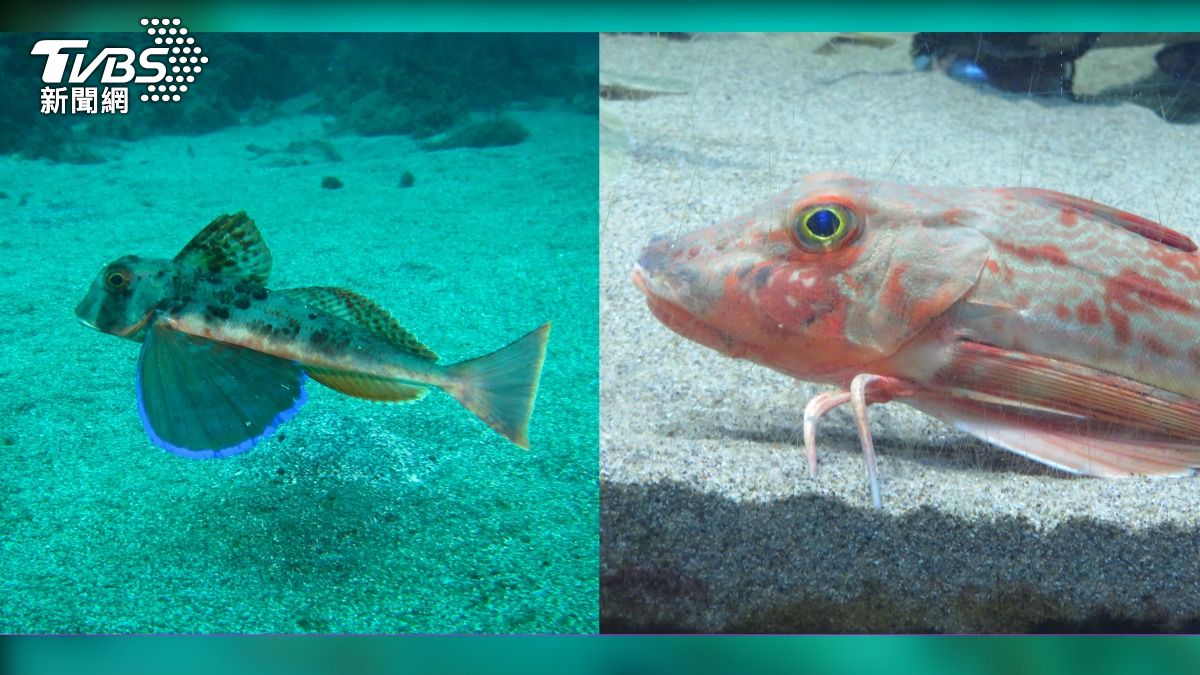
left=446, top=322, right=551, bottom=448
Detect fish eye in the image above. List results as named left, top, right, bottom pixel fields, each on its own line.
left=105, top=269, right=130, bottom=290
left=790, top=202, right=859, bottom=251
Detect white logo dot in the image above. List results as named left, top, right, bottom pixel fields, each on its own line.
left=151, top=18, right=160, bottom=25
left=180, top=84, right=189, bottom=91
left=169, top=85, right=177, bottom=92
left=185, top=77, right=193, bottom=84
left=147, top=84, right=156, bottom=92
left=168, top=57, right=176, bottom=63
left=165, top=37, right=174, bottom=45
left=151, top=94, right=160, bottom=101
left=140, top=18, right=149, bottom=25
left=182, top=46, right=191, bottom=54
left=172, top=94, right=181, bottom=102
left=200, top=56, right=208, bottom=63
left=147, top=27, right=156, bottom=35
left=154, top=37, right=162, bottom=44
left=172, top=66, right=180, bottom=73
left=173, top=18, right=181, bottom=25
left=182, top=65, right=191, bottom=73
left=186, top=36, right=194, bottom=44
left=194, top=66, right=202, bottom=73
left=180, top=28, right=188, bottom=35
left=172, top=47, right=180, bottom=54
left=168, top=27, right=177, bottom=34
left=165, top=75, right=173, bottom=82
left=140, top=93, right=149, bottom=101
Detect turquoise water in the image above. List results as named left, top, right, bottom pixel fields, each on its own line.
left=0, top=33, right=598, bottom=633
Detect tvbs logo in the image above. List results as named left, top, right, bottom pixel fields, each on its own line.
left=31, top=17, right=205, bottom=113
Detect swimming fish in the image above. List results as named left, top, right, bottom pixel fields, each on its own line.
left=76, top=212, right=550, bottom=458
left=633, top=172, right=1200, bottom=508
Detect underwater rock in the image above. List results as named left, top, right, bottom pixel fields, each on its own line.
left=599, top=70, right=691, bottom=101
left=246, top=140, right=343, bottom=167
left=320, top=176, right=343, bottom=190
left=399, top=171, right=415, bottom=188
left=1156, top=42, right=1200, bottom=81
left=421, top=116, right=530, bottom=151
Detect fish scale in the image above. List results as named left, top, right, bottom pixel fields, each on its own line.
left=633, top=172, right=1200, bottom=508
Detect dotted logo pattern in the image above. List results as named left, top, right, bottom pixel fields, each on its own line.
left=138, top=17, right=207, bottom=103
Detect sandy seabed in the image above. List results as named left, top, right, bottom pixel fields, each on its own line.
left=600, top=33, right=1200, bottom=632
left=0, top=107, right=598, bottom=633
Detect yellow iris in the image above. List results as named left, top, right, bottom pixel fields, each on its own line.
left=792, top=204, right=855, bottom=250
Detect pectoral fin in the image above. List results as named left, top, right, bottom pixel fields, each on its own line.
left=912, top=340, right=1200, bottom=476
left=137, top=322, right=306, bottom=458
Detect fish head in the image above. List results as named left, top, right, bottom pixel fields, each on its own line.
left=76, top=255, right=176, bottom=339
left=632, top=173, right=991, bottom=382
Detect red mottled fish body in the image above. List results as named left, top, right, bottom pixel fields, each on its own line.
left=77, top=212, right=550, bottom=458
left=633, top=172, right=1200, bottom=507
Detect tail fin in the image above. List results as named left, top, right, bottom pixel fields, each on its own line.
left=445, top=322, right=551, bottom=448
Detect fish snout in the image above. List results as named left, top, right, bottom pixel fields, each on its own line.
left=633, top=234, right=697, bottom=303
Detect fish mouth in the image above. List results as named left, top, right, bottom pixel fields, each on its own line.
left=632, top=261, right=748, bottom=360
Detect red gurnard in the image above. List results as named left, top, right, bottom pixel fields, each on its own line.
left=77, top=212, right=550, bottom=458
left=632, top=172, right=1200, bottom=508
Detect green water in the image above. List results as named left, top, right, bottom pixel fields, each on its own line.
left=0, top=33, right=598, bottom=633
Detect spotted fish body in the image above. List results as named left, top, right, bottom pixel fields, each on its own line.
left=77, top=212, right=550, bottom=457
left=633, top=172, right=1200, bottom=507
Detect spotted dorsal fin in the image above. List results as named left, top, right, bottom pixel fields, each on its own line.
left=1009, top=188, right=1198, bottom=252
left=174, top=212, right=273, bottom=284
left=278, top=286, right=438, bottom=361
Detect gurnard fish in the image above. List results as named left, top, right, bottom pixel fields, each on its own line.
left=633, top=172, right=1200, bottom=508
left=77, top=212, right=550, bottom=458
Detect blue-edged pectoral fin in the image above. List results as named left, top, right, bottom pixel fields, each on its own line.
left=137, top=322, right=307, bottom=458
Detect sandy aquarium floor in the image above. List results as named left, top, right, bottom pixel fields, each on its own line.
left=0, top=108, right=598, bottom=633
left=600, top=33, right=1200, bottom=632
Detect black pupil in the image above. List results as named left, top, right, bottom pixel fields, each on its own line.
left=806, top=209, right=840, bottom=238
left=109, top=273, right=124, bottom=286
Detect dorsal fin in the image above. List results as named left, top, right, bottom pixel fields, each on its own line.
left=1009, top=188, right=1197, bottom=252
left=278, top=286, right=438, bottom=361
left=174, top=212, right=273, bottom=284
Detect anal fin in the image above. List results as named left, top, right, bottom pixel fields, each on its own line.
left=304, top=365, right=428, bottom=402
left=915, top=340, right=1200, bottom=476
